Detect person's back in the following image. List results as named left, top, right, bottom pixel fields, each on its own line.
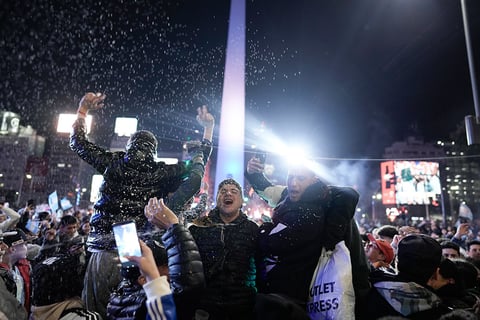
left=31, top=252, right=100, bottom=320
left=71, top=126, right=191, bottom=251
left=365, top=234, right=451, bottom=319
left=70, top=93, right=214, bottom=318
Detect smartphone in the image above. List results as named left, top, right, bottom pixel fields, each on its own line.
left=112, top=220, right=141, bottom=268
left=255, top=151, right=267, bottom=164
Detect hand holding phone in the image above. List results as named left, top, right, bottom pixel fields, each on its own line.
left=255, top=151, right=267, bottom=164
left=247, top=152, right=267, bottom=174
left=124, top=240, right=161, bottom=282
left=112, top=220, right=142, bottom=268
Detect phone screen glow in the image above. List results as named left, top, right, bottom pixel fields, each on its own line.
left=113, top=222, right=141, bottom=266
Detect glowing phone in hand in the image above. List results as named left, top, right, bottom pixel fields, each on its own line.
left=112, top=220, right=141, bottom=268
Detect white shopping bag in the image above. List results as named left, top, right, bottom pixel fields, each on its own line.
left=307, top=240, right=355, bottom=320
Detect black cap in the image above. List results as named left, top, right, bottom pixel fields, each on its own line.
left=2, top=229, right=27, bottom=247
left=397, top=234, right=441, bottom=285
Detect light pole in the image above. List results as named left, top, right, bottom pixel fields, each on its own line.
left=461, top=0, right=480, bottom=144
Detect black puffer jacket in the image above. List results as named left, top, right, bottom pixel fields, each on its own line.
left=187, top=208, right=259, bottom=317
left=162, top=224, right=205, bottom=295
left=107, top=279, right=147, bottom=320
left=162, top=224, right=206, bottom=320
left=70, top=118, right=211, bottom=251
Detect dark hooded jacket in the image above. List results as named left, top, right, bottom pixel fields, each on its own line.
left=70, top=118, right=211, bottom=251
left=255, top=180, right=327, bottom=303
left=245, top=171, right=370, bottom=308
left=186, top=208, right=259, bottom=319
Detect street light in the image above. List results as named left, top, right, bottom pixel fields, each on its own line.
left=371, top=193, right=382, bottom=221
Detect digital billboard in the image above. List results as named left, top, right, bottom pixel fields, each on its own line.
left=381, top=160, right=441, bottom=206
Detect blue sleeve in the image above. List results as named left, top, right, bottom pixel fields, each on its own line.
left=146, top=293, right=177, bottom=320
left=144, top=277, right=177, bottom=320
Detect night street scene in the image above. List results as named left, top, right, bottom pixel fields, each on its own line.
left=1, top=1, right=480, bottom=319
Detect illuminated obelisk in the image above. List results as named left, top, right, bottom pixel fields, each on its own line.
left=215, top=0, right=245, bottom=197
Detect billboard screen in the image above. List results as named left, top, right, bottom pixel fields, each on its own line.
left=381, top=160, right=441, bottom=206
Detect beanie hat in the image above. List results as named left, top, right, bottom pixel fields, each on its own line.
left=397, top=234, right=442, bottom=285
left=217, top=178, right=243, bottom=196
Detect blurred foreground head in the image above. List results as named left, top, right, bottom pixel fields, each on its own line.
left=397, top=234, right=441, bottom=285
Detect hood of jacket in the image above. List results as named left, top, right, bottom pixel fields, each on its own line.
left=124, top=130, right=158, bottom=170
left=374, top=281, right=441, bottom=316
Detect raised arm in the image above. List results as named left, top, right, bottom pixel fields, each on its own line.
left=70, top=92, right=113, bottom=173
left=0, top=204, right=20, bottom=231
left=167, top=106, right=214, bottom=213
left=145, top=198, right=205, bottom=294
left=196, top=105, right=214, bottom=143
left=76, top=92, right=106, bottom=119
left=245, top=156, right=285, bottom=207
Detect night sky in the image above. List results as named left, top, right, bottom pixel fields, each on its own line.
left=1, top=0, right=480, bottom=160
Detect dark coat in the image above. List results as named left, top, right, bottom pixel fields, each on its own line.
left=188, top=208, right=259, bottom=319
left=256, top=181, right=327, bottom=303
left=107, top=279, right=147, bottom=320
left=245, top=171, right=370, bottom=309
left=70, top=118, right=211, bottom=251
left=162, top=224, right=205, bottom=295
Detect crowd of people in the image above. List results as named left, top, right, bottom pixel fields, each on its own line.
left=1, top=92, right=480, bottom=319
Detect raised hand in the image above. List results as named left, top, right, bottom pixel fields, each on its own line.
left=246, top=156, right=265, bottom=174
left=196, top=105, right=214, bottom=129
left=78, top=92, right=106, bottom=111
left=125, top=240, right=161, bottom=282
left=144, top=197, right=179, bottom=229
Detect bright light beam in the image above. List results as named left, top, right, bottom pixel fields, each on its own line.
left=215, top=0, right=246, bottom=197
